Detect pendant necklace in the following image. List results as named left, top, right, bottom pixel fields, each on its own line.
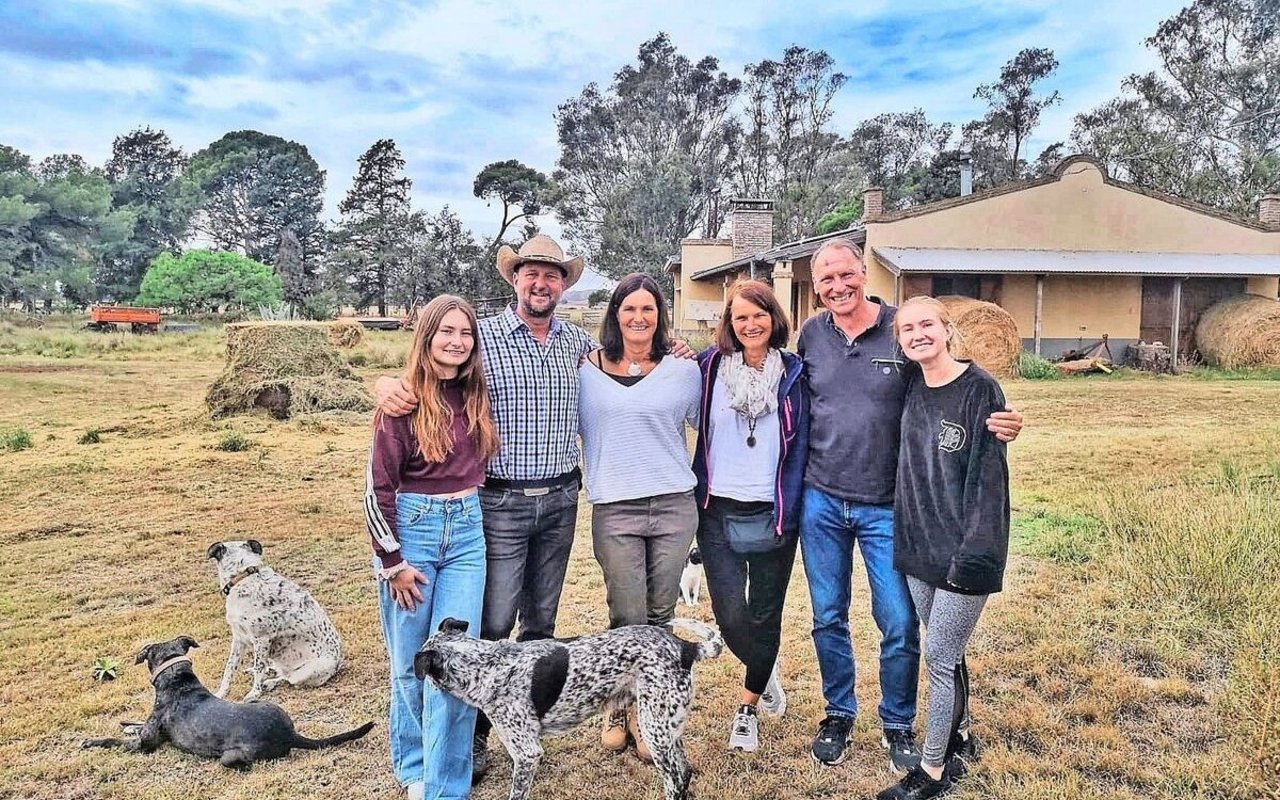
left=626, top=360, right=642, bottom=377
left=746, top=418, right=757, bottom=448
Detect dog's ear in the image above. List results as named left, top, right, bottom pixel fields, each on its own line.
left=206, top=542, right=226, bottom=561
left=437, top=617, right=469, bottom=635
left=413, top=649, right=442, bottom=680
left=177, top=636, right=199, bottom=652
left=245, top=539, right=263, bottom=555
left=133, top=644, right=154, bottom=665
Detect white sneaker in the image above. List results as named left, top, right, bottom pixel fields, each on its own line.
left=728, top=705, right=759, bottom=752
left=759, top=663, right=787, bottom=717
left=405, top=781, right=424, bottom=800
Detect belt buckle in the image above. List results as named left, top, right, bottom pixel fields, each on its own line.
left=522, top=486, right=551, bottom=497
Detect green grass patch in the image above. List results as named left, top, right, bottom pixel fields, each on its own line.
left=77, top=428, right=102, bottom=445
left=1182, top=365, right=1280, bottom=381
left=214, top=431, right=252, bottom=452
left=1017, top=351, right=1062, bottom=380
left=1, top=428, right=34, bottom=452
left=1012, top=508, right=1102, bottom=564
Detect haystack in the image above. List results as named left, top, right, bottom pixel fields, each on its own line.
left=937, top=296, right=1021, bottom=377
left=1195, top=293, right=1280, bottom=369
left=207, top=322, right=372, bottom=419
left=327, top=318, right=365, bottom=349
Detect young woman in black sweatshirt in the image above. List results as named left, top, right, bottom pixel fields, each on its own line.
left=876, top=296, right=1010, bottom=800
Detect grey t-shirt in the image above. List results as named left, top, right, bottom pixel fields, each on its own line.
left=797, top=301, right=912, bottom=505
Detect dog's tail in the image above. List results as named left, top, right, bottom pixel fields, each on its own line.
left=667, top=618, right=724, bottom=664
left=291, top=720, right=374, bottom=750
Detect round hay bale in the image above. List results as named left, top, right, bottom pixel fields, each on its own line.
left=207, top=322, right=373, bottom=419
left=936, top=296, right=1021, bottom=377
left=1195, top=293, right=1280, bottom=369
left=327, top=318, right=365, bottom=349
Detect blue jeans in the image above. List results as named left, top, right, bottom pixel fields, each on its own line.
left=799, top=484, right=919, bottom=729
left=377, top=493, right=486, bottom=799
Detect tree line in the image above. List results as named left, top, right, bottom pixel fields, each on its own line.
left=1, top=0, right=1273, bottom=315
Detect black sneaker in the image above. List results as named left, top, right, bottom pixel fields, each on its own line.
left=810, top=716, right=854, bottom=765
left=875, top=765, right=953, bottom=800
left=947, top=730, right=981, bottom=763
left=944, top=731, right=981, bottom=780
left=471, top=733, right=490, bottom=786
left=881, top=728, right=923, bottom=775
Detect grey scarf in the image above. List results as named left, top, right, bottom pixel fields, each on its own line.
left=720, top=349, right=784, bottom=422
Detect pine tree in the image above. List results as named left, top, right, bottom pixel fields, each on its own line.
left=331, top=139, right=413, bottom=316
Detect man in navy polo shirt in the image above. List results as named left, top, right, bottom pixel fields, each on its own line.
left=799, top=238, right=1023, bottom=772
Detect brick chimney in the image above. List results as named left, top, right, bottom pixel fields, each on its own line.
left=1260, top=194, right=1280, bottom=227
left=729, top=198, right=774, bottom=260
left=863, top=186, right=884, bottom=220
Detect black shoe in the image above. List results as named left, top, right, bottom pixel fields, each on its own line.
left=875, top=765, right=953, bottom=800
left=810, top=715, right=854, bottom=765
left=947, top=730, right=981, bottom=763
left=881, top=728, right=923, bottom=775
left=943, top=731, right=981, bottom=780
left=471, top=734, right=490, bottom=786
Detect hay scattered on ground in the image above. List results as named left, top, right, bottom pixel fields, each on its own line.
left=327, top=318, right=365, bottom=349
left=207, top=322, right=372, bottom=419
left=1195, top=293, right=1280, bottom=369
left=938, top=295, right=1021, bottom=377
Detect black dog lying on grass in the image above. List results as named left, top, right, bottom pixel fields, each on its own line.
left=81, top=636, right=372, bottom=769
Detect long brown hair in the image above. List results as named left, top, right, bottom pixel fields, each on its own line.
left=396, top=295, right=499, bottom=463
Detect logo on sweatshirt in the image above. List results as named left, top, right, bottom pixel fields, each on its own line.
left=938, top=420, right=967, bottom=453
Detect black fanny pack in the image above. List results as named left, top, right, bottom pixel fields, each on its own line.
left=724, top=505, right=782, bottom=554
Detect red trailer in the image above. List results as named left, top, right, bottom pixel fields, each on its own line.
left=86, top=306, right=162, bottom=333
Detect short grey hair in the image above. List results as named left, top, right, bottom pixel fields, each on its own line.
left=813, top=237, right=864, bottom=264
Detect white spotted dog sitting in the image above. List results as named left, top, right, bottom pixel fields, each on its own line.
left=414, top=617, right=724, bottom=800
left=679, top=547, right=704, bottom=607
left=207, top=540, right=343, bottom=701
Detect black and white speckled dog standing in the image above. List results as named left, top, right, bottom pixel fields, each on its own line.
left=414, top=617, right=724, bottom=800
left=207, top=540, right=343, bottom=700
left=81, top=636, right=373, bottom=768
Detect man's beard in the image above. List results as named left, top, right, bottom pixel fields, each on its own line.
left=519, top=295, right=556, bottom=318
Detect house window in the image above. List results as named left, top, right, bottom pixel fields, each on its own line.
left=933, top=274, right=981, bottom=298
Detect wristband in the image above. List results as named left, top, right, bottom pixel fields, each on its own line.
left=379, top=561, right=410, bottom=581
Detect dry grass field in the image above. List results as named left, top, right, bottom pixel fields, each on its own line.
left=1, top=318, right=1278, bottom=800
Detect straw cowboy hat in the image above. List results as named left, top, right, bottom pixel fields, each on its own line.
left=495, top=235, right=584, bottom=289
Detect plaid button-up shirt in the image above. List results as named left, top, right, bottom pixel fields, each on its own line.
left=478, top=304, right=596, bottom=481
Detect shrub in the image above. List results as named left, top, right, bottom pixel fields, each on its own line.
left=1, top=428, right=34, bottom=452
left=1018, top=351, right=1061, bottom=379
left=77, top=428, right=102, bottom=445
left=215, top=431, right=251, bottom=452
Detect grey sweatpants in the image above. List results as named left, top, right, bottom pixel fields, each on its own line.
left=907, top=575, right=988, bottom=768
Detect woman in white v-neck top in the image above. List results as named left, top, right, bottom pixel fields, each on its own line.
left=577, top=272, right=701, bottom=759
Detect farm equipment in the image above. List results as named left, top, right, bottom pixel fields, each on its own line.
left=85, top=305, right=162, bottom=334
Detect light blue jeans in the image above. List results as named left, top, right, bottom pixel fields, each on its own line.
left=799, top=484, right=920, bottom=729
left=377, top=492, right=486, bottom=800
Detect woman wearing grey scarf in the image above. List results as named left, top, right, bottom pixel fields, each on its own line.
left=691, top=279, right=810, bottom=754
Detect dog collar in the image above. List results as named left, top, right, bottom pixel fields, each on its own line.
left=149, top=655, right=191, bottom=683
left=220, top=566, right=260, bottom=596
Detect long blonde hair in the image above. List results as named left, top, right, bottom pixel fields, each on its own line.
left=895, top=295, right=965, bottom=355
left=395, top=295, right=499, bottom=463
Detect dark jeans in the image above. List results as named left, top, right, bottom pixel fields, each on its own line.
left=477, top=483, right=579, bottom=642
left=696, top=495, right=798, bottom=696
left=474, top=482, right=579, bottom=742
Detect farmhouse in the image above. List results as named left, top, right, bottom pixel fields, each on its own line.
left=669, top=156, right=1280, bottom=361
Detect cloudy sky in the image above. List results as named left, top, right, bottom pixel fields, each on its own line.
left=1, top=0, right=1187, bottom=286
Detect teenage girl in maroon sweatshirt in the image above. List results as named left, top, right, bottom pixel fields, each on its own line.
left=365, top=294, right=499, bottom=800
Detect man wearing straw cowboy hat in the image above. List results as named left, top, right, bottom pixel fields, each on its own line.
left=376, top=233, right=599, bottom=781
